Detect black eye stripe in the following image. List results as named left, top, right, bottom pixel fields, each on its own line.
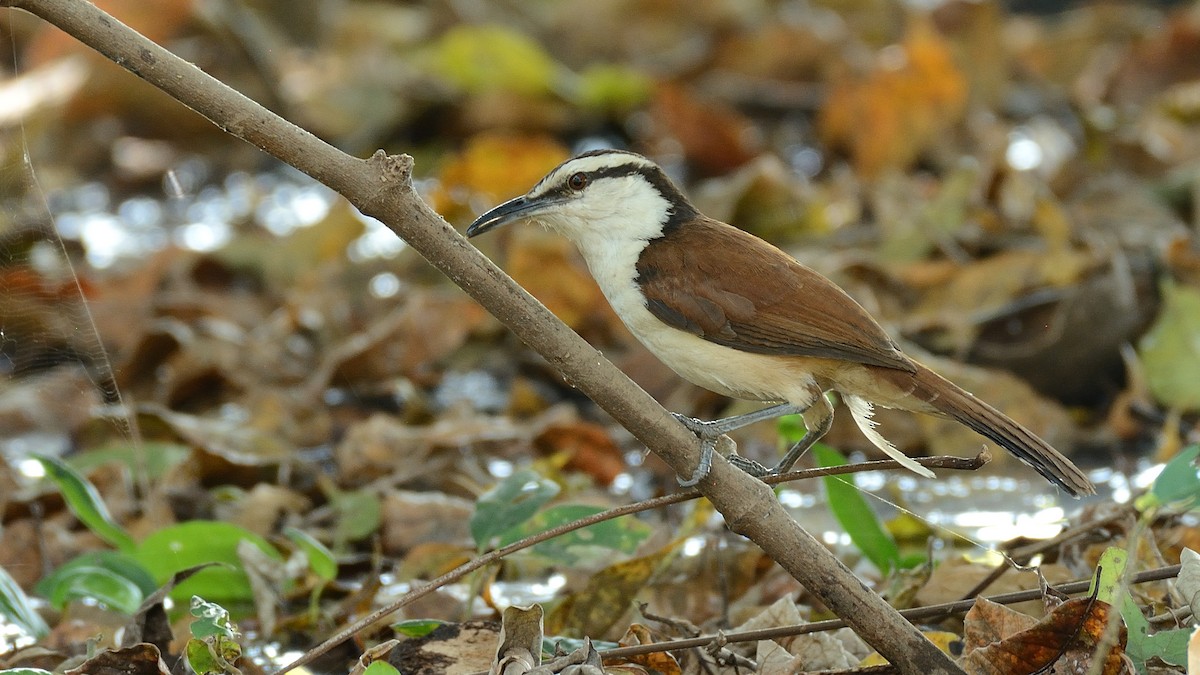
left=538, top=158, right=698, bottom=233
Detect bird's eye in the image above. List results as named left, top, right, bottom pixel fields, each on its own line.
left=567, top=172, right=588, bottom=191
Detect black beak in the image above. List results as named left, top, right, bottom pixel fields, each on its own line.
left=466, top=195, right=558, bottom=237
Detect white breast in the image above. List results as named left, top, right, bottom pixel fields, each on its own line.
left=573, top=233, right=822, bottom=409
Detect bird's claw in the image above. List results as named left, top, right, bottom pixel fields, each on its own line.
left=728, top=455, right=773, bottom=477
left=673, top=413, right=719, bottom=487
left=673, top=415, right=762, bottom=487
left=677, top=436, right=715, bottom=487
left=671, top=413, right=721, bottom=439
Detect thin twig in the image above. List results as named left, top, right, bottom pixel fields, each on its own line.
left=957, top=512, right=1129, bottom=601
left=599, top=564, right=1183, bottom=660
left=285, top=453, right=987, bottom=667
left=0, top=1, right=974, bottom=672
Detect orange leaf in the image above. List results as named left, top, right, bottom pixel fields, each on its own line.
left=609, top=624, right=682, bottom=675
left=962, top=597, right=1128, bottom=675
left=433, top=133, right=569, bottom=223
left=650, top=82, right=759, bottom=176
left=534, top=422, right=625, bottom=486
left=819, top=18, right=967, bottom=178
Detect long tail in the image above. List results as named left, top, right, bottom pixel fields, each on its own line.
left=876, top=363, right=1095, bottom=497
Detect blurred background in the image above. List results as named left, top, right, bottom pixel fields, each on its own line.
left=1, top=0, right=1198, bottom=663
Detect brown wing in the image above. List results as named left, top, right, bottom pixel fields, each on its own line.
left=637, top=217, right=916, bottom=372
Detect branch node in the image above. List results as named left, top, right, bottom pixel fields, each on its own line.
left=369, top=150, right=413, bottom=183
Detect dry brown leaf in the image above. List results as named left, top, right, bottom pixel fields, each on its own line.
left=506, top=228, right=620, bottom=337
left=533, top=421, right=624, bottom=486
left=904, top=248, right=1094, bottom=353
left=432, top=133, right=569, bottom=224
left=222, top=484, right=311, bottom=538
left=547, top=548, right=674, bottom=639
left=334, top=411, right=521, bottom=483
left=389, top=620, right=500, bottom=675
left=649, top=82, right=760, bottom=176
left=64, top=643, right=171, bottom=675
left=491, top=605, right=544, bottom=674
left=915, top=558, right=1073, bottom=619
left=610, top=624, right=681, bottom=675
left=820, top=17, right=967, bottom=177
left=396, top=542, right=475, bottom=583
left=962, top=596, right=1129, bottom=675
left=329, top=291, right=491, bottom=386
left=380, top=491, right=474, bottom=555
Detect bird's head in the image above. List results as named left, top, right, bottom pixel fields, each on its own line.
left=465, top=149, right=697, bottom=247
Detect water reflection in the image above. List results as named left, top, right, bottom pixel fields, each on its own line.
left=46, top=163, right=402, bottom=269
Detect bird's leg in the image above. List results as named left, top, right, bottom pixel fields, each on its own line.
left=673, top=403, right=804, bottom=486
left=673, top=403, right=803, bottom=437
left=721, top=394, right=835, bottom=478
left=766, top=393, right=834, bottom=475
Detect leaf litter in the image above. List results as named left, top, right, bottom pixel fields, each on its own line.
left=2, top=0, right=1200, bottom=673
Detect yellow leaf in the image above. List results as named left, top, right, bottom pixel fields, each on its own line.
left=820, top=18, right=967, bottom=178
left=431, top=25, right=557, bottom=96
left=433, top=133, right=568, bottom=223
left=1138, top=281, right=1200, bottom=410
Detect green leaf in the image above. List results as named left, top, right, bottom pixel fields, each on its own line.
left=0, top=669, right=55, bottom=675
left=1138, top=281, right=1200, bottom=410
left=362, top=661, right=402, bottom=675
left=283, top=527, right=338, bottom=581
left=43, top=566, right=143, bottom=615
left=814, top=445, right=901, bottom=574
left=36, top=550, right=157, bottom=599
left=496, top=504, right=651, bottom=564
left=67, top=442, right=190, bottom=480
left=393, top=619, right=447, bottom=638
left=470, top=470, right=559, bottom=549
left=431, top=25, right=556, bottom=96
left=1122, top=593, right=1192, bottom=666
left=777, top=414, right=808, bottom=444
left=189, top=596, right=237, bottom=639
left=134, top=521, right=282, bottom=603
left=187, top=598, right=243, bottom=675
left=1149, top=445, right=1200, bottom=511
left=575, top=64, right=652, bottom=113
left=0, top=565, right=49, bottom=639
left=186, top=634, right=242, bottom=675
left=1088, top=547, right=1129, bottom=605
left=329, top=488, right=381, bottom=544
left=35, top=454, right=136, bottom=552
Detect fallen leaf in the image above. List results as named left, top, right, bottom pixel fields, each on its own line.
left=506, top=229, right=620, bottom=337
left=650, top=82, right=760, bottom=176
left=533, top=422, right=624, bottom=486
left=1138, top=280, right=1200, bottom=411
left=547, top=548, right=674, bottom=639
left=491, top=605, right=543, bottom=673
left=432, top=133, right=569, bottom=224
left=388, top=620, right=499, bottom=675
left=64, top=643, right=171, bottom=675
left=962, top=596, right=1128, bottom=675
left=820, top=17, right=967, bottom=177
left=611, top=624, right=681, bottom=675
left=429, top=25, right=557, bottom=97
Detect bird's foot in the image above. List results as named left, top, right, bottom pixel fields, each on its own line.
left=727, top=454, right=773, bottom=477
left=671, top=413, right=722, bottom=439
left=673, top=411, right=800, bottom=484
left=677, top=436, right=715, bottom=487
left=672, top=415, right=740, bottom=487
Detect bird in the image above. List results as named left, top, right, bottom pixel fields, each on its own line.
left=465, top=149, right=1095, bottom=497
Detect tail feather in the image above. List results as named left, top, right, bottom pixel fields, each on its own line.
left=844, top=395, right=935, bottom=479
left=877, top=364, right=1095, bottom=497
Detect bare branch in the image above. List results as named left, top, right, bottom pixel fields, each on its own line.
left=1, top=1, right=966, bottom=672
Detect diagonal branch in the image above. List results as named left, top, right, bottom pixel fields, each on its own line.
left=0, top=1, right=964, bottom=672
